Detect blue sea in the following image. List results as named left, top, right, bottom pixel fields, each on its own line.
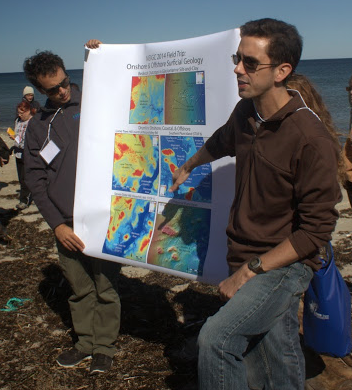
left=1, top=59, right=351, bottom=139
left=0, top=69, right=83, bottom=132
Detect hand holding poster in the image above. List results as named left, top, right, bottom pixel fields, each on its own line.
left=74, top=29, right=241, bottom=285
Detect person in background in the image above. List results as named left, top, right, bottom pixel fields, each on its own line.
left=170, top=18, right=341, bottom=389
left=10, top=101, right=35, bottom=210
left=0, top=136, right=10, bottom=167
left=23, top=48, right=121, bottom=375
left=70, top=82, right=80, bottom=92
left=22, top=86, right=41, bottom=111
left=342, top=75, right=352, bottom=206
left=347, top=75, right=352, bottom=127
left=0, top=136, right=11, bottom=241
left=286, top=73, right=345, bottom=184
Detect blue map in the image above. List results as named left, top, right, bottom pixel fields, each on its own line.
left=102, top=196, right=156, bottom=263
left=147, top=202, right=211, bottom=275
left=159, top=136, right=212, bottom=202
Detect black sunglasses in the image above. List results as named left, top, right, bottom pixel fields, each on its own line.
left=231, top=54, right=279, bottom=72
left=346, top=86, right=352, bottom=92
left=42, top=75, right=70, bottom=96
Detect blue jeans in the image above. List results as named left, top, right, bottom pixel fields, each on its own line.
left=198, top=262, right=313, bottom=390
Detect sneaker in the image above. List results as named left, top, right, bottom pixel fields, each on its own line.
left=89, top=353, right=113, bottom=374
left=16, top=202, right=28, bottom=210
left=56, top=348, right=91, bottom=367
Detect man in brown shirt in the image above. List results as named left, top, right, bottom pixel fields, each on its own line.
left=170, top=18, right=341, bottom=389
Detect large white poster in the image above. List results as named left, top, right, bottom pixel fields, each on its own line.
left=74, top=29, right=241, bottom=285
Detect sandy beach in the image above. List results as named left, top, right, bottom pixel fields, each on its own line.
left=1, top=139, right=352, bottom=389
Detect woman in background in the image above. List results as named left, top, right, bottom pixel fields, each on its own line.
left=10, top=101, right=36, bottom=210
left=287, top=73, right=345, bottom=187
left=342, top=75, right=352, bottom=206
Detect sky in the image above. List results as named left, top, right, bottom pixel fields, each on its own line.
left=1, top=0, right=351, bottom=73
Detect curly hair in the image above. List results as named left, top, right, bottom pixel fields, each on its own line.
left=287, top=73, right=345, bottom=184
left=240, top=18, right=303, bottom=76
left=23, top=51, right=66, bottom=89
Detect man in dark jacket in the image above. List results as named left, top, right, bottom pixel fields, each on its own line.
left=170, top=19, right=341, bottom=389
left=23, top=51, right=121, bottom=375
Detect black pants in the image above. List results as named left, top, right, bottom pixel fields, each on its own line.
left=15, top=157, right=31, bottom=204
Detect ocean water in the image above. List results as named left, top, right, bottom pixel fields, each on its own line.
left=296, top=58, right=352, bottom=139
left=0, top=69, right=83, bottom=132
left=0, top=59, right=351, bottom=138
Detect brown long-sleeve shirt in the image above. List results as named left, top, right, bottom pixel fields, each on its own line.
left=205, top=91, right=341, bottom=271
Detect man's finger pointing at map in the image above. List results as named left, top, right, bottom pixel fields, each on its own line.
left=169, top=145, right=215, bottom=192
left=169, top=166, right=191, bottom=192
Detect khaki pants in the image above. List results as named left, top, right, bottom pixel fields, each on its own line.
left=57, top=241, right=121, bottom=357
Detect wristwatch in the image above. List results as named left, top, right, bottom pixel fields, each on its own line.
left=248, top=256, right=266, bottom=274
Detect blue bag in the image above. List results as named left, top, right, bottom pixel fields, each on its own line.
left=303, top=242, right=352, bottom=357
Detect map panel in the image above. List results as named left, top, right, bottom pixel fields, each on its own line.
left=102, top=196, right=156, bottom=263
left=160, top=136, right=212, bottom=202
left=129, top=75, right=165, bottom=124
left=147, top=203, right=211, bottom=275
left=165, top=72, right=206, bottom=125
left=112, top=133, right=159, bottom=195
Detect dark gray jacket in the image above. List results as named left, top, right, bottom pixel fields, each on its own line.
left=24, top=88, right=81, bottom=230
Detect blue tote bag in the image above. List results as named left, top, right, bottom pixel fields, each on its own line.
left=303, top=242, right=352, bottom=357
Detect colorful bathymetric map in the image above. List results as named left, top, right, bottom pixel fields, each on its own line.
left=129, top=75, right=165, bottom=124
left=102, top=196, right=156, bottom=262
left=112, top=133, right=159, bottom=195
left=147, top=203, right=211, bottom=275
left=165, top=72, right=206, bottom=125
left=160, top=136, right=212, bottom=202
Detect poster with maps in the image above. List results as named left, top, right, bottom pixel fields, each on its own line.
left=75, top=28, right=241, bottom=285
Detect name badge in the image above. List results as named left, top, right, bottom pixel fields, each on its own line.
left=39, top=140, right=60, bottom=164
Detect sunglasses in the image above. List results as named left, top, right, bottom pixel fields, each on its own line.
left=42, top=75, right=70, bottom=96
left=346, top=86, right=352, bottom=92
left=231, top=53, right=279, bottom=72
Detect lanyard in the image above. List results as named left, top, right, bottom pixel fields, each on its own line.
left=40, top=107, right=62, bottom=152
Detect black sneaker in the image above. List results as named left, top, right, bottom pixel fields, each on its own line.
left=89, top=353, right=113, bottom=374
left=56, top=348, right=91, bottom=367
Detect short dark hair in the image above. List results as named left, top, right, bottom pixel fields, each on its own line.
left=240, top=18, right=303, bottom=74
left=23, top=51, right=66, bottom=89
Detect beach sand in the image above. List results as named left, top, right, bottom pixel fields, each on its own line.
left=1, top=141, right=352, bottom=389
